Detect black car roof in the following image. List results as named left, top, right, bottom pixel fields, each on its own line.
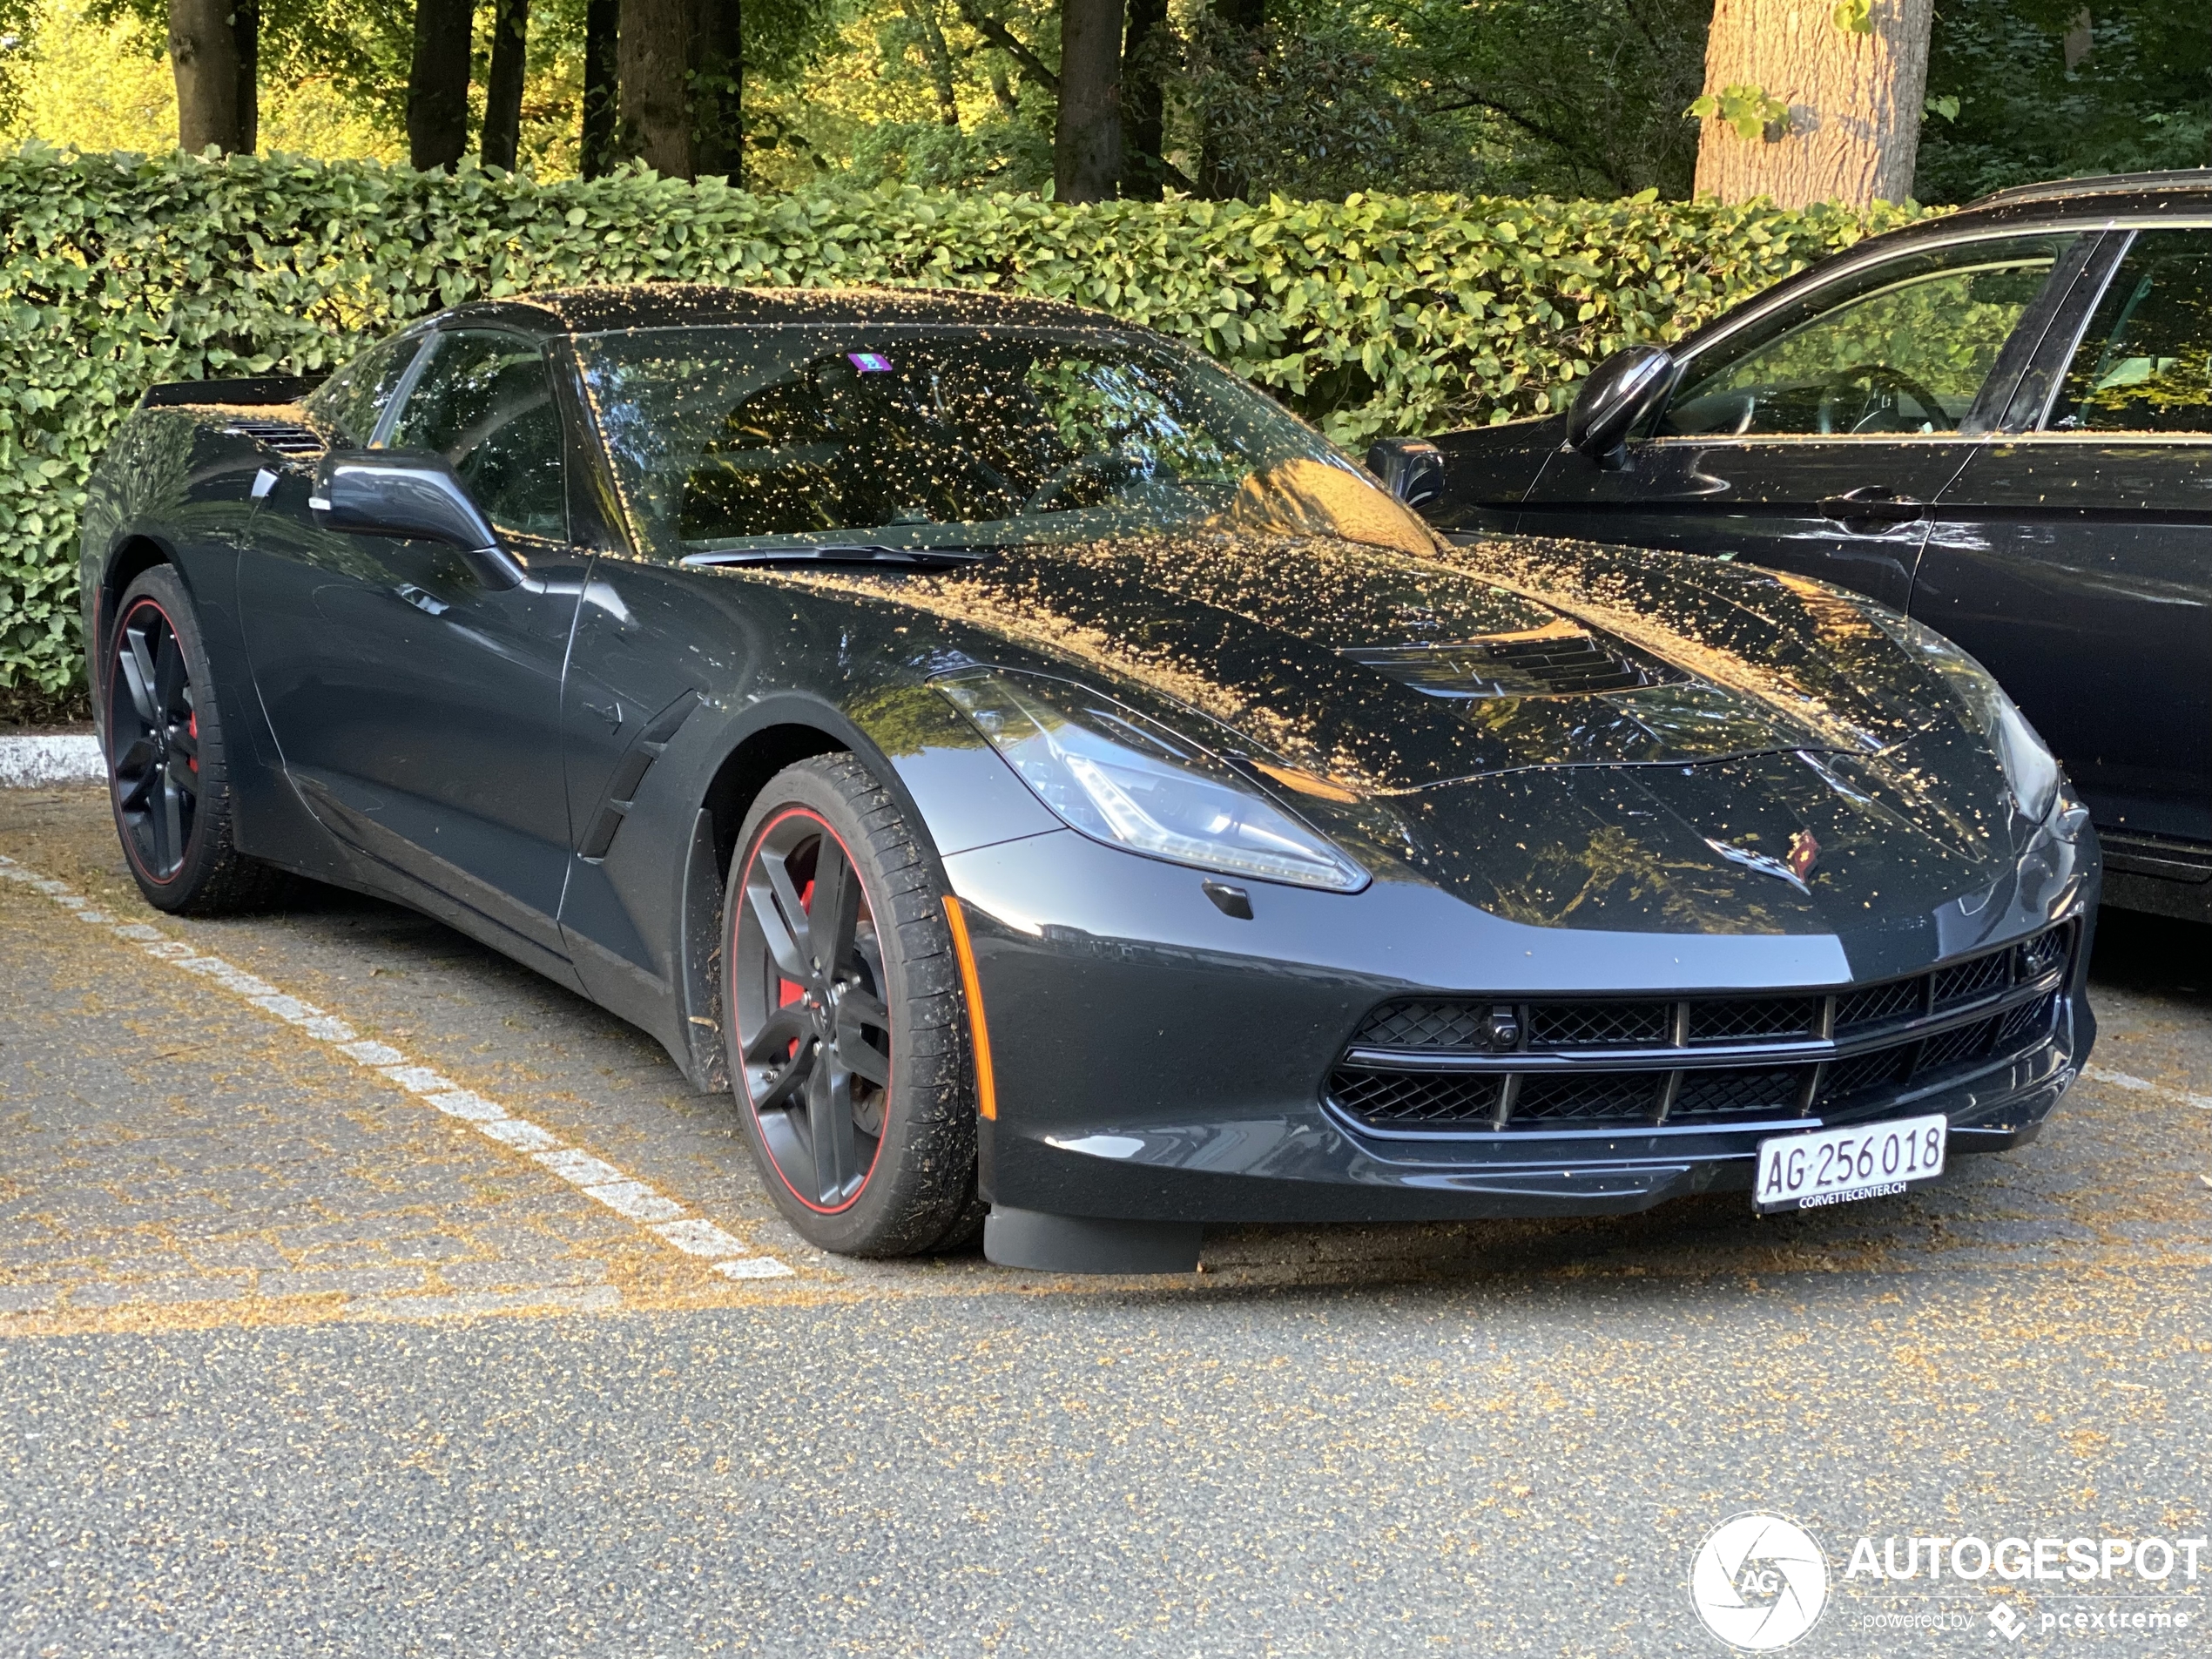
left=1962, top=167, right=2212, bottom=213
left=434, top=283, right=1123, bottom=340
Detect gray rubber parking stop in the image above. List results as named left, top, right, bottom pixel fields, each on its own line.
left=982, top=1206, right=1204, bottom=1274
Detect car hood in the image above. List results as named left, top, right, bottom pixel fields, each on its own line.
left=791, top=527, right=1973, bottom=795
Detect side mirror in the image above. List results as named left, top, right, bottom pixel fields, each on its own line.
left=309, top=451, right=525, bottom=590
left=1365, top=436, right=1447, bottom=511
left=1565, top=345, right=1675, bottom=459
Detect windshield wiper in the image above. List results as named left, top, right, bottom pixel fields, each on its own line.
left=680, top=543, right=988, bottom=570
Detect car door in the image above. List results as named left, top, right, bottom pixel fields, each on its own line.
left=1914, top=225, right=2212, bottom=880
left=1516, top=232, right=2093, bottom=610
left=239, top=327, right=591, bottom=984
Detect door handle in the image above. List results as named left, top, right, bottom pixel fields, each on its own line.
left=395, top=583, right=449, bottom=617
left=1818, top=489, right=1926, bottom=524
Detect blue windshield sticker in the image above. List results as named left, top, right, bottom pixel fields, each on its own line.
left=846, top=352, right=894, bottom=373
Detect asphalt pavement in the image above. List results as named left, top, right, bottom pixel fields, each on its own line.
left=1, top=784, right=2206, bottom=1656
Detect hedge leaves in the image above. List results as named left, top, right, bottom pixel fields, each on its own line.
left=0, top=143, right=1913, bottom=696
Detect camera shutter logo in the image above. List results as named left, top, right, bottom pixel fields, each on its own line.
left=1689, top=1512, right=1831, bottom=1651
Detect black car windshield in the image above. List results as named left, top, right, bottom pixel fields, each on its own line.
left=572, top=324, right=1436, bottom=560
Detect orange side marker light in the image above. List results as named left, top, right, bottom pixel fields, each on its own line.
left=941, top=895, right=997, bottom=1121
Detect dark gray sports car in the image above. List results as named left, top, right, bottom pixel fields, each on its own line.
left=79, top=286, right=2097, bottom=1272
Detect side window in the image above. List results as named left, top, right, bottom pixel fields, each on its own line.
left=306, top=334, right=423, bottom=448
left=2047, top=232, right=2212, bottom=435
left=1658, top=235, right=2077, bottom=440
left=388, top=330, right=568, bottom=540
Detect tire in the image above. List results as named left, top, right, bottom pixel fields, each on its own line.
left=103, top=566, right=290, bottom=914
left=723, top=753, right=981, bottom=1257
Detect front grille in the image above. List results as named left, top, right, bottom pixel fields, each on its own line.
left=1527, top=1001, right=1671, bottom=1049
left=1689, top=996, right=1822, bottom=1045
left=1355, top=1000, right=1488, bottom=1050
left=1932, top=952, right=2011, bottom=1009
left=1331, top=921, right=2074, bottom=1132
left=1330, top=1070, right=1501, bottom=1125
left=1519, top=1073, right=1662, bottom=1120
left=1674, top=1068, right=1800, bottom=1118
left=1836, top=976, right=1923, bottom=1029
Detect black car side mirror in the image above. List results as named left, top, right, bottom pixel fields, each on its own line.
left=1366, top=436, right=1447, bottom=510
left=309, top=451, right=525, bottom=590
left=1565, top=345, right=1676, bottom=460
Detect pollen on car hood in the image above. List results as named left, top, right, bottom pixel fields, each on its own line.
left=775, top=528, right=1961, bottom=795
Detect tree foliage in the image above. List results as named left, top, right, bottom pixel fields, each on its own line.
left=1917, top=0, right=2211, bottom=204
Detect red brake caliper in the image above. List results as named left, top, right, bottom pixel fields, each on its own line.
left=186, top=711, right=199, bottom=773
left=773, top=876, right=816, bottom=1059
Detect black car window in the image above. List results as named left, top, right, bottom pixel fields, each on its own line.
left=386, top=330, right=568, bottom=540
left=575, top=326, right=1439, bottom=561
left=1658, top=234, right=2077, bottom=440
left=2047, top=231, right=2212, bottom=434
left=305, top=334, right=424, bottom=449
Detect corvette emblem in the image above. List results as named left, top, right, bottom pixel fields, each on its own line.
left=1705, top=830, right=1820, bottom=894
left=1785, top=828, right=1820, bottom=883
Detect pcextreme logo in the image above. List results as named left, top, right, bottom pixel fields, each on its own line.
left=1689, top=1512, right=1831, bottom=1652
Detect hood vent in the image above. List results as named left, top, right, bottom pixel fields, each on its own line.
left=226, top=419, right=326, bottom=456
left=1342, top=621, right=1684, bottom=699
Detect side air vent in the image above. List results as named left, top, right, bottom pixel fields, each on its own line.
left=226, top=419, right=326, bottom=456
left=577, top=691, right=701, bottom=862
left=1342, top=627, right=1683, bottom=698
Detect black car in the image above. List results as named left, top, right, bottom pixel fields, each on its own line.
left=80, top=286, right=2095, bottom=1273
left=1416, top=169, right=2212, bottom=923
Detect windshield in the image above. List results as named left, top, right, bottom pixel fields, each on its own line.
left=572, top=323, right=1437, bottom=560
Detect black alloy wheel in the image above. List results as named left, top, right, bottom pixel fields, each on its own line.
left=102, top=565, right=290, bottom=914
left=733, top=804, right=894, bottom=1211
left=725, top=754, right=983, bottom=1256
left=107, top=591, right=201, bottom=882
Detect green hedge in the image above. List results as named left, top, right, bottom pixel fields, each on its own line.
left=0, top=143, right=1916, bottom=698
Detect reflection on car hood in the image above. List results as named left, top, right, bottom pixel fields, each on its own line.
left=775, top=529, right=1965, bottom=793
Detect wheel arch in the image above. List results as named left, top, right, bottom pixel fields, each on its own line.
left=675, top=712, right=934, bottom=1092
left=92, top=536, right=183, bottom=732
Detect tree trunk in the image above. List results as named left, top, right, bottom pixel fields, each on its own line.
left=1119, top=0, right=1166, bottom=198
left=232, top=0, right=258, bottom=153
left=482, top=0, right=529, bottom=170
left=167, top=0, right=244, bottom=154
left=1693, top=0, right=1934, bottom=207
left=1055, top=0, right=1123, bottom=202
left=408, top=0, right=475, bottom=172
left=691, top=0, right=744, bottom=180
left=583, top=0, right=620, bottom=178
left=620, top=0, right=694, bottom=176
left=899, top=0, right=961, bottom=128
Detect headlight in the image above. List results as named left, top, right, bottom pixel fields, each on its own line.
left=1869, top=611, right=2062, bottom=822
left=937, top=671, right=1369, bottom=892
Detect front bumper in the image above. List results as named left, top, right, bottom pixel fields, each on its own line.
left=945, top=827, right=2096, bottom=1225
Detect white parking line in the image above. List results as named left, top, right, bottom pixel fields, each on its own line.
left=2084, top=1065, right=2212, bottom=1112
left=0, top=853, right=792, bottom=1283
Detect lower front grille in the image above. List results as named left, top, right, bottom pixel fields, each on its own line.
left=1329, top=923, right=2075, bottom=1134
left=1332, top=1070, right=1502, bottom=1126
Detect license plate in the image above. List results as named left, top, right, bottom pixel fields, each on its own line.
left=1754, top=1113, right=1947, bottom=1214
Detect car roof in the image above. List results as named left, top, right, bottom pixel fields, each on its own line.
left=1662, top=168, right=2212, bottom=360
left=431, top=283, right=1123, bottom=341
left=1962, top=167, right=2212, bottom=213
